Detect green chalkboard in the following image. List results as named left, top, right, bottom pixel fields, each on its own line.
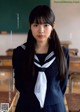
left=0, top=0, right=50, bottom=33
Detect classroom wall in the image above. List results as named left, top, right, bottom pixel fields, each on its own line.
left=50, top=1, right=80, bottom=55
left=0, top=34, right=27, bottom=55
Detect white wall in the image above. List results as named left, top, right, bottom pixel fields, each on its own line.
left=0, top=34, right=27, bottom=55
left=50, top=1, right=80, bottom=55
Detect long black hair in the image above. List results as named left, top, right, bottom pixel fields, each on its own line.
left=24, top=5, right=68, bottom=80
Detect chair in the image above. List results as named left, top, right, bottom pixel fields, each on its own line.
left=69, top=48, right=79, bottom=56
left=69, top=60, right=80, bottom=93
left=0, top=66, right=17, bottom=111
left=65, top=58, right=80, bottom=112
left=66, top=93, right=80, bottom=112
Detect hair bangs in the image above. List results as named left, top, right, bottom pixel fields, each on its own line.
left=30, top=15, right=53, bottom=27
left=34, top=16, right=50, bottom=24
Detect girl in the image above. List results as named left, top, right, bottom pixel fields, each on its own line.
left=12, top=5, right=69, bottom=112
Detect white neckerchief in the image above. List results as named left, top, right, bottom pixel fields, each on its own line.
left=34, top=51, right=56, bottom=108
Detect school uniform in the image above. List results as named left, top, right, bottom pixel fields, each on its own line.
left=12, top=42, right=69, bottom=112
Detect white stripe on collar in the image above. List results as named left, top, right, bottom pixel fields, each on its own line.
left=21, top=45, right=26, bottom=50
left=34, top=51, right=54, bottom=63
left=45, top=51, right=54, bottom=61
left=34, top=57, right=56, bottom=68
left=34, top=55, right=39, bottom=62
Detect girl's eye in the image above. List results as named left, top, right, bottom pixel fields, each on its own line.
left=33, top=24, right=38, bottom=27
left=44, top=24, right=49, bottom=27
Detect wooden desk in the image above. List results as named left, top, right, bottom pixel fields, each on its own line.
left=6, top=49, right=13, bottom=56
left=0, top=66, right=14, bottom=92
left=0, top=66, right=13, bottom=80
left=0, top=56, right=12, bottom=66
left=70, top=56, right=80, bottom=63
left=0, top=62, right=18, bottom=111
left=69, top=63, right=80, bottom=74
left=0, top=66, right=12, bottom=70
left=69, top=56, right=80, bottom=74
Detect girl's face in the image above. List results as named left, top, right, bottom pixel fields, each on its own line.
left=31, top=21, right=53, bottom=43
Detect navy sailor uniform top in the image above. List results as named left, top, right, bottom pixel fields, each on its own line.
left=12, top=42, right=69, bottom=106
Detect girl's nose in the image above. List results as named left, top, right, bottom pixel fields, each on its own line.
left=38, top=25, right=44, bottom=33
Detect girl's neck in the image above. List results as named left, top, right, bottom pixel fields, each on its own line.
left=35, top=41, right=49, bottom=54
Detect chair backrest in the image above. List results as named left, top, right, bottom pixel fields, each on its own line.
left=0, top=67, right=15, bottom=103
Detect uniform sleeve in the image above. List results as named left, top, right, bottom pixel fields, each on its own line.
left=60, top=47, right=70, bottom=95
left=12, top=47, right=24, bottom=92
